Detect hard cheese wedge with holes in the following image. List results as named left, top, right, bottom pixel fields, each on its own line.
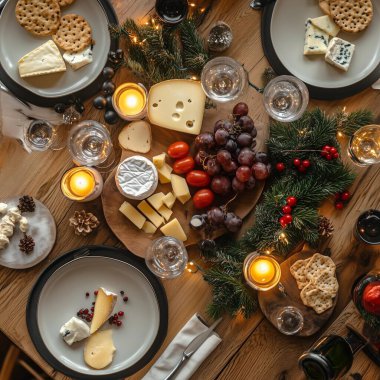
left=147, top=79, right=206, bottom=135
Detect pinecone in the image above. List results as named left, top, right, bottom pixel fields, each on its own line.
left=19, top=234, right=35, bottom=254
left=69, top=210, right=100, bottom=236
left=318, top=216, right=334, bottom=238
left=262, top=67, right=277, bottom=86
left=18, top=195, right=35, bottom=213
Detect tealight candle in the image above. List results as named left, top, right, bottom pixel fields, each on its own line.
left=112, top=83, right=148, bottom=120
left=243, top=253, right=281, bottom=291
left=61, top=167, right=103, bottom=202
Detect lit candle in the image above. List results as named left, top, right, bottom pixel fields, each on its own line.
left=112, top=83, right=148, bottom=120
left=69, top=171, right=95, bottom=197
left=250, top=259, right=276, bottom=284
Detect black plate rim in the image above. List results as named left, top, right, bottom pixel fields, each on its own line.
left=0, top=0, right=118, bottom=107
left=261, top=1, right=380, bottom=100
left=26, top=245, right=168, bottom=380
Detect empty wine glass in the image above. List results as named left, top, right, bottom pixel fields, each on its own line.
left=263, top=75, right=309, bottom=122
left=24, top=120, right=66, bottom=151
left=276, top=306, right=304, bottom=335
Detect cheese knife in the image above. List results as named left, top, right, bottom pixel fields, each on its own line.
left=163, top=317, right=222, bottom=380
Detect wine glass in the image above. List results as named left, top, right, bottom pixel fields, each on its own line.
left=263, top=75, right=309, bottom=122
left=201, top=57, right=248, bottom=103
left=347, top=125, right=380, bottom=166
left=67, top=120, right=114, bottom=168
left=155, top=0, right=188, bottom=25
left=275, top=306, right=304, bottom=335
left=145, top=237, right=188, bottom=279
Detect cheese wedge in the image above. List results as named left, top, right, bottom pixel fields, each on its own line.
left=137, top=200, right=164, bottom=228
left=84, top=330, right=116, bottom=369
left=157, top=163, right=173, bottom=184
left=163, top=192, right=176, bottom=209
left=63, top=46, right=93, bottom=70
left=153, top=153, right=166, bottom=168
left=157, top=204, right=173, bottom=221
left=147, top=192, right=165, bottom=211
left=18, top=40, right=66, bottom=78
left=118, top=121, right=152, bottom=153
left=160, top=218, right=187, bottom=241
left=119, top=202, right=146, bottom=229
left=171, top=174, right=191, bottom=204
left=142, top=221, right=157, bottom=234
left=90, top=287, right=117, bottom=334
left=310, top=15, right=340, bottom=37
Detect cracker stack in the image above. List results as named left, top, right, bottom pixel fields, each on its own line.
left=290, top=253, right=339, bottom=314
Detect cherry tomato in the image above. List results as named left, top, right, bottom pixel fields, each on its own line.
left=173, top=156, right=195, bottom=174
left=193, top=189, right=215, bottom=209
left=167, top=141, right=190, bottom=159
left=186, top=170, right=211, bottom=187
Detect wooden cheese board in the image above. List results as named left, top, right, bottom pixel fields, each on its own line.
left=258, top=248, right=338, bottom=337
left=102, top=105, right=267, bottom=258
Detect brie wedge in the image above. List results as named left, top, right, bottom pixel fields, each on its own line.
left=63, top=46, right=93, bottom=70
left=18, top=40, right=66, bottom=78
left=60, top=316, right=90, bottom=345
left=84, top=330, right=116, bottom=369
left=90, top=287, right=117, bottom=334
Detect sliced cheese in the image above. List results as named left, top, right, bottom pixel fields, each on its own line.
left=137, top=200, right=164, bottom=228
left=142, top=221, right=157, bottom=234
left=63, top=46, right=93, bottom=70
left=304, top=19, right=329, bottom=55
left=147, top=192, right=165, bottom=210
left=84, top=330, right=116, bottom=369
left=157, top=163, right=173, bottom=184
left=118, top=120, right=152, bottom=153
left=163, top=192, right=176, bottom=209
left=119, top=201, right=146, bottom=229
left=147, top=79, right=206, bottom=135
left=153, top=152, right=166, bottom=169
left=310, top=15, right=340, bottom=37
left=157, top=204, right=173, bottom=221
left=18, top=40, right=66, bottom=78
left=160, top=218, right=187, bottom=242
left=171, top=174, right=191, bottom=204
left=90, top=288, right=117, bottom=334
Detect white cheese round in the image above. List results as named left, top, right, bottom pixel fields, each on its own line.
left=115, top=156, right=158, bottom=200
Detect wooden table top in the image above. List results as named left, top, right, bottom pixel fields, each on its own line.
left=1, top=1, right=380, bottom=379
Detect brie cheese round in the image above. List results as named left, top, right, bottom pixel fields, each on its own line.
left=116, top=156, right=158, bottom=200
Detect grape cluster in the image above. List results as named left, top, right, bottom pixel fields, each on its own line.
left=194, top=102, right=271, bottom=196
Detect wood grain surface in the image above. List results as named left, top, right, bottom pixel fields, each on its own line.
left=0, top=1, right=380, bottom=380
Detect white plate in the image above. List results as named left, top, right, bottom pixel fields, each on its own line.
left=0, top=197, right=56, bottom=269
left=270, top=0, right=380, bottom=89
left=0, top=0, right=111, bottom=98
left=37, top=256, right=160, bottom=376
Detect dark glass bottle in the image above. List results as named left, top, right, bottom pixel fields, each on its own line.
left=355, top=209, right=380, bottom=245
left=155, top=0, right=188, bottom=25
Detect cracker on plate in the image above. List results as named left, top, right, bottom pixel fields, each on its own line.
left=305, top=253, right=335, bottom=281
left=58, top=0, right=76, bottom=6
left=290, top=257, right=311, bottom=289
left=303, top=288, right=334, bottom=314
left=319, top=0, right=331, bottom=15
left=314, top=269, right=339, bottom=296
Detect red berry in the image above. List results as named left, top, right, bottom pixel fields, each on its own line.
left=293, top=158, right=301, bottom=167
left=302, top=160, right=310, bottom=168
left=120, top=290, right=125, bottom=295
left=91, top=306, right=94, bottom=312
left=334, top=193, right=341, bottom=200
left=83, top=308, right=88, bottom=315
left=113, top=313, right=118, bottom=319
left=279, top=216, right=287, bottom=228
left=283, top=214, right=293, bottom=224
left=333, top=152, right=339, bottom=159
left=286, top=196, right=297, bottom=207
left=123, top=296, right=129, bottom=302
left=341, top=191, right=350, bottom=201
left=321, top=150, right=327, bottom=157
left=335, top=201, right=344, bottom=210
left=86, top=317, right=91, bottom=322
left=109, top=318, right=113, bottom=325
left=116, top=320, right=122, bottom=327
left=92, top=302, right=95, bottom=305
left=276, top=162, right=285, bottom=172
left=118, top=311, right=124, bottom=317
left=323, top=145, right=331, bottom=152
left=85, top=292, right=89, bottom=297
left=282, top=205, right=292, bottom=214
left=298, top=165, right=307, bottom=173
left=330, top=147, right=337, bottom=154
left=94, top=290, right=98, bottom=296
left=326, top=154, right=332, bottom=160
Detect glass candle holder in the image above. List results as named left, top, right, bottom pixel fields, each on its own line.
left=355, top=210, right=380, bottom=245
left=61, top=167, right=103, bottom=202
left=243, top=253, right=281, bottom=291
left=263, top=75, right=309, bottom=122
left=112, top=83, right=148, bottom=121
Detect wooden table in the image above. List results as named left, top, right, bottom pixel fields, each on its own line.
left=1, top=1, right=380, bottom=379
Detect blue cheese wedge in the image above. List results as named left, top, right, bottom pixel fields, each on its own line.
left=310, top=15, right=340, bottom=37
left=60, top=316, right=90, bottom=345
left=325, top=37, right=355, bottom=72
left=304, top=19, right=329, bottom=55
left=63, top=46, right=93, bottom=70
left=18, top=40, right=66, bottom=78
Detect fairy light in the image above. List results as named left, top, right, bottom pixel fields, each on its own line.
left=189, top=2, right=196, bottom=7
left=186, top=261, right=198, bottom=273
left=278, top=232, right=289, bottom=245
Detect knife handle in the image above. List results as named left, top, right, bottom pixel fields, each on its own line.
left=163, top=354, right=187, bottom=380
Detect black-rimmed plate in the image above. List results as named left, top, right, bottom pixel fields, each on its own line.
left=27, top=246, right=168, bottom=380
left=262, top=0, right=380, bottom=99
left=0, top=0, right=118, bottom=107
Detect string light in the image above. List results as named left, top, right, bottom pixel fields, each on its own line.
left=185, top=261, right=198, bottom=273
left=278, top=232, right=289, bottom=245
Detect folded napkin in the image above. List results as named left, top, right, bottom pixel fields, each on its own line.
left=143, top=314, right=222, bottom=380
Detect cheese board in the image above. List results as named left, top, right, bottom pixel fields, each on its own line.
left=258, top=248, right=338, bottom=337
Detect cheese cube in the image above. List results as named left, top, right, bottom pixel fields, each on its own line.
left=119, top=202, right=146, bottom=229
left=310, top=15, right=340, bottom=37
left=325, top=37, right=355, bottom=72
left=157, top=205, right=173, bottom=221
left=163, top=192, right=176, bottom=209
left=171, top=174, right=191, bottom=204
left=160, top=218, right=187, bottom=242
left=147, top=192, right=165, bottom=210
left=137, top=200, right=164, bottom=228
left=153, top=153, right=166, bottom=169
left=147, top=79, right=206, bottom=135
left=304, top=18, right=329, bottom=55
left=157, top=163, right=173, bottom=184
left=142, top=221, right=157, bottom=234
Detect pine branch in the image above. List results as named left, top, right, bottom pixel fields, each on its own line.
left=334, top=109, right=374, bottom=136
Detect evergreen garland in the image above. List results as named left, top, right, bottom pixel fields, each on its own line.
left=204, top=108, right=374, bottom=319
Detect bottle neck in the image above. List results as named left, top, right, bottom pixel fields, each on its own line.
left=344, top=330, right=367, bottom=355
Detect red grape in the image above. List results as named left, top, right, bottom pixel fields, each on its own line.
left=233, top=102, right=249, bottom=118
left=216, top=150, right=232, bottom=166
left=195, top=133, right=215, bottom=150
left=252, top=162, right=269, bottom=180
left=224, top=212, right=243, bottom=232
left=255, top=152, right=269, bottom=164
left=211, top=175, right=231, bottom=195
left=222, top=160, right=238, bottom=175
left=232, top=177, right=245, bottom=192
left=225, top=139, right=238, bottom=153
left=236, top=166, right=251, bottom=182
left=207, top=207, right=225, bottom=225
left=206, top=158, right=221, bottom=176
left=215, top=128, right=229, bottom=146
left=214, top=120, right=224, bottom=133
left=245, top=176, right=256, bottom=190
left=251, top=128, right=257, bottom=138
left=238, top=148, right=255, bottom=166
left=238, top=116, right=254, bottom=132
left=194, top=150, right=208, bottom=166
left=237, top=133, right=253, bottom=147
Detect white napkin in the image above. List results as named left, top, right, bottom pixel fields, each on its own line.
left=143, top=314, right=222, bottom=380
left=372, top=79, right=380, bottom=90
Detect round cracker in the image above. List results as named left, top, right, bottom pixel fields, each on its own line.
left=15, top=0, right=61, bottom=37
left=319, top=0, right=331, bottom=15
left=330, top=0, right=373, bottom=33
left=58, top=0, right=76, bottom=6
left=53, top=14, right=92, bottom=52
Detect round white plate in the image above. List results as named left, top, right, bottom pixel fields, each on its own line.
left=0, top=0, right=111, bottom=98
left=36, top=255, right=160, bottom=377
left=269, top=0, right=380, bottom=90
left=0, top=197, right=56, bottom=269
